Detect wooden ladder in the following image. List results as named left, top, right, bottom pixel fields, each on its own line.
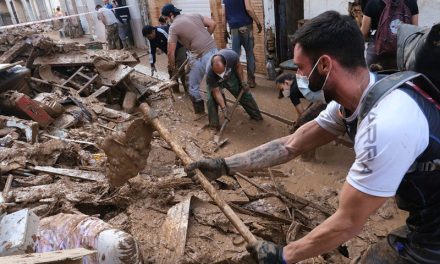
left=62, top=66, right=98, bottom=94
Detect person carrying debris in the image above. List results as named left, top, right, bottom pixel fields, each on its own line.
left=187, top=11, right=440, bottom=263
left=161, top=3, right=218, bottom=114
left=142, top=25, right=187, bottom=92
left=96, top=4, right=120, bottom=50
left=206, top=49, right=262, bottom=129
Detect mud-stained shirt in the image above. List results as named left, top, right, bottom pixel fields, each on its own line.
left=315, top=73, right=429, bottom=197
left=168, top=14, right=217, bottom=58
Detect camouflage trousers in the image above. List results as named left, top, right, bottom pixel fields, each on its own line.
left=105, top=23, right=120, bottom=50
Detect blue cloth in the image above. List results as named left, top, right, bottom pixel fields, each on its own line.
left=223, top=0, right=252, bottom=29
left=188, top=48, right=218, bottom=102
left=105, top=3, right=113, bottom=9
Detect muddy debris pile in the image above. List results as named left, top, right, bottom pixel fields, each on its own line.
left=0, top=35, right=388, bottom=263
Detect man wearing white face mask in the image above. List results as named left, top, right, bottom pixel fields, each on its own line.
left=205, top=49, right=263, bottom=129
left=187, top=11, right=440, bottom=263
left=275, top=73, right=327, bottom=132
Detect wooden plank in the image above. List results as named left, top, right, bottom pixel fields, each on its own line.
left=173, top=189, right=250, bottom=204
left=32, top=166, right=106, bottom=182
left=0, top=248, right=95, bottom=264
left=0, top=40, right=29, bottom=63
left=156, top=196, right=192, bottom=264
left=33, top=50, right=138, bottom=67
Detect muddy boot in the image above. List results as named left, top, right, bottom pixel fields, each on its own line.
left=193, top=100, right=205, bottom=114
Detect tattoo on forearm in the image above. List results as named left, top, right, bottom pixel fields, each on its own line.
left=225, top=139, right=295, bottom=172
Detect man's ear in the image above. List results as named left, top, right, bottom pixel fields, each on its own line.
left=319, top=55, right=332, bottom=75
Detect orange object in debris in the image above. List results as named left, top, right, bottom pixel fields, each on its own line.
left=15, top=94, right=54, bottom=128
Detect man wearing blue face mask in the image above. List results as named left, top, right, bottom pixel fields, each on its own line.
left=187, top=10, right=440, bottom=263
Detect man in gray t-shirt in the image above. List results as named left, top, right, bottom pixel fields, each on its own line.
left=162, top=4, right=218, bottom=114
left=206, top=49, right=262, bottom=129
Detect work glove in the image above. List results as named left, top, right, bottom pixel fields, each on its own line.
left=256, top=22, right=263, bottom=33
left=167, top=65, right=177, bottom=78
left=150, top=64, right=157, bottom=76
left=246, top=240, right=286, bottom=264
left=221, top=107, right=230, bottom=121
left=185, top=158, right=230, bottom=182
left=241, top=81, right=250, bottom=91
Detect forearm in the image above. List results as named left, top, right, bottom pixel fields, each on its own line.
left=167, top=46, right=176, bottom=68
left=225, top=137, right=296, bottom=172
left=284, top=211, right=362, bottom=263
left=244, top=0, right=260, bottom=25
left=212, top=87, right=226, bottom=108
left=236, top=64, right=245, bottom=83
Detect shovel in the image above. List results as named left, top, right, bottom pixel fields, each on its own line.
left=101, top=102, right=257, bottom=245
left=213, top=89, right=245, bottom=151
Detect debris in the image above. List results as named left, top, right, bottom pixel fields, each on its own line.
left=0, top=209, right=39, bottom=256
left=36, top=214, right=142, bottom=264
left=31, top=166, right=105, bottom=182
left=93, top=57, right=134, bottom=87
left=33, top=49, right=138, bottom=67
left=1, top=115, right=39, bottom=143
left=0, top=40, right=29, bottom=64
left=61, top=66, right=98, bottom=94
left=0, top=248, right=95, bottom=264
left=0, top=91, right=54, bottom=128
left=156, top=196, right=192, bottom=264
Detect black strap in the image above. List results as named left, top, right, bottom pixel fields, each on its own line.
left=358, top=71, right=422, bottom=125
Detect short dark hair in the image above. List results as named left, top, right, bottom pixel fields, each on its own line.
left=275, top=73, right=295, bottom=84
left=142, top=25, right=155, bottom=36
left=95, top=4, right=102, bottom=9
left=292, top=11, right=366, bottom=69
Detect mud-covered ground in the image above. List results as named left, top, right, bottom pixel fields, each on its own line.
left=1, top=31, right=407, bottom=263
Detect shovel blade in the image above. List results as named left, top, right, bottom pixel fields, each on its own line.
left=101, top=118, right=153, bottom=187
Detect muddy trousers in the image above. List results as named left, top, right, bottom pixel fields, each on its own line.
left=358, top=226, right=440, bottom=264
left=207, top=72, right=263, bottom=128
left=231, top=24, right=255, bottom=83
left=105, top=23, right=120, bottom=50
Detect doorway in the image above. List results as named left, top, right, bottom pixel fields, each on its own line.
left=274, top=0, right=303, bottom=63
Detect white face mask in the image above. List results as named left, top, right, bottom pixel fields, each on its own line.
left=282, top=88, right=291, bottom=98
left=217, top=69, right=226, bottom=79
left=296, top=58, right=329, bottom=104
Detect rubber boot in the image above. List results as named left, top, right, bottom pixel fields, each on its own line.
left=193, top=100, right=205, bottom=114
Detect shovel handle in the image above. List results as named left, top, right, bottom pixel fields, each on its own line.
left=139, top=103, right=257, bottom=245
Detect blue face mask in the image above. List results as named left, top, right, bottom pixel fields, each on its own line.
left=296, top=58, right=330, bottom=104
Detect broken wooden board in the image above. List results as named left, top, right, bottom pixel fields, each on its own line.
left=235, top=175, right=263, bottom=199
left=174, top=189, right=250, bottom=204
left=0, top=40, right=29, bottom=64
left=93, top=57, right=134, bottom=87
left=156, top=196, right=192, bottom=264
left=38, top=65, right=65, bottom=84
left=0, top=248, right=95, bottom=264
left=33, top=166, right=106, bottom=182
left=33, top=50, right=138, bottom=67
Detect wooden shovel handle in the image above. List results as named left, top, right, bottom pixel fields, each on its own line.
left=139, top=103, right=257, bottom=245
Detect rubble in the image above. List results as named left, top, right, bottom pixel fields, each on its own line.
left=0, top=30, right=397, bottom=264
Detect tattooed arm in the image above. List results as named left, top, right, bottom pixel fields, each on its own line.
left=225, top=120, right=337, bottom=172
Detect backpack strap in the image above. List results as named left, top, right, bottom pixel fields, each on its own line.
left=358, top=71, right=422, bottom=124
